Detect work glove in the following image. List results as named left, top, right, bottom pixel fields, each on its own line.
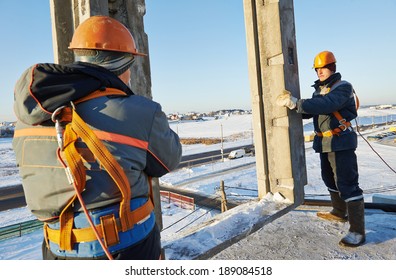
left=276, top=90, right=297, bottom=110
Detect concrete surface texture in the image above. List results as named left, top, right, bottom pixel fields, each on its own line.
left=211, top=205, right=396, bottom=260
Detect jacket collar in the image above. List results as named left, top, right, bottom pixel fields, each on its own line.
left=312, top=72, right=342, bottom=90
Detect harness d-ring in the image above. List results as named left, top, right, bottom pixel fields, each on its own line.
left=51, top=106, right=67, bottom=151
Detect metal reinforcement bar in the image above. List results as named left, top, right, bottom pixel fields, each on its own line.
left=0, top=219, right=43, bottom=241
left=303, top=198, right=396, bottom=212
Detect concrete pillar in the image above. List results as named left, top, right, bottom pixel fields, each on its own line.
left=243, top=0, right=306, bottom=205
left=108, top=0, right=152, bottom=99
left=50, top=0, right=74, bottom=64
left=49, top=0, right=162, bottom=229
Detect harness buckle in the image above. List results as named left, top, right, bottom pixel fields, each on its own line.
left=338, top=118, right=348, bottom=131
left=322, top=130, right=333, bottom=137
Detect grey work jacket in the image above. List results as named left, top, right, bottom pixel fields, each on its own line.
left=12, top=63, right=182, bottom=220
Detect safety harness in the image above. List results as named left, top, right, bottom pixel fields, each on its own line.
left=43, top=88, right=154, bottom=259
left=315, top=89, right=360, bottom=138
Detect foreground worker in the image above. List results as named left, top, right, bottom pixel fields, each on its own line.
left=12, top=16, right=182, bottom=259
left=276, top=51, right=365, bottom=247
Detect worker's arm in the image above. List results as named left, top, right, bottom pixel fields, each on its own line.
left=145, top=105, right=182, bottom=177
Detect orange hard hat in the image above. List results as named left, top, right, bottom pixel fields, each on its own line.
left=313, top=51, right=336, bottom=68
left=69, top=15, right=146, bottom=56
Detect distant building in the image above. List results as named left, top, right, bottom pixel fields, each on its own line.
left=166, top=109, right=252, bottom=121
left=0, top=122, right=15, bottom=137
left=375, top=104, right=394, bottom=110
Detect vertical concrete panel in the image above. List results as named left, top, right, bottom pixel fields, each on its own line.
left=109, top=0, right=152, bottom=99
left=50, top=0, right=74, bottom=64
left=243, top=0, right=270, bottom=199
left=243, top=0, right=306, bottom=204
left=72, top=0, right=109, bottom=25
left=278, top=0, right=306, bottom=205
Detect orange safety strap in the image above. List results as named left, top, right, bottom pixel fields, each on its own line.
left=315, top=114, right=351, bottom=137
left=67, top=108, right=134, bottom=231
left=53, top=88, right=127, bottom=124
left=54, top=116, right=88, bottom=250
left=58, top=196, right=77, bottom=251
left=316, top=92, right=359, bottom=138
left=75, top=88, right=127, bottom=104
left=53, top=88, right=130, bottom=250
left=354, top=90, right=360, bottom=110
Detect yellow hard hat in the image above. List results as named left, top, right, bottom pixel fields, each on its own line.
left=313, top=51, right=336, bottom=68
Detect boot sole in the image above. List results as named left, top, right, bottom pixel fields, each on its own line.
left=339, top=238, right=366, bottom=247
left=317, top=212, right=348, bottom=222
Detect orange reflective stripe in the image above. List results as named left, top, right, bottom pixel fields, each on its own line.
left=147, top=149, right=171, bottom=173
left=94, top=131, right=148, bottom=150
left=27, top=64, right=52, bottom=116
left=14, top=128, right=56, bottom=137
left=14, top=128, right=148, bottom=150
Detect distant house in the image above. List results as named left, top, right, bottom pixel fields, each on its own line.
left=166, top=109, right=252, bottom=121
left=168, top=114, right=180, bottom=121
left=375, top=104, right=393, bottom=110
left=0, top=122, right=15, bottom=137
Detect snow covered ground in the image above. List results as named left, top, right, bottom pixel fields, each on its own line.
left=1, top=108, right=396, bottom=264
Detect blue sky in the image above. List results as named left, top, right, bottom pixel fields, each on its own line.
left=1, top=0, right=396, bottom=121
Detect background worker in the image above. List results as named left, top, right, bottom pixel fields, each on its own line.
left=13, top=16, right=182, bottom=259
left=276, top=50, right=365, bottom=247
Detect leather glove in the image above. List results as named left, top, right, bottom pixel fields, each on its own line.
left=276, top=90, right=297, bottom=110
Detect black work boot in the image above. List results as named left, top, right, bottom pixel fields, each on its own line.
left=317, top=192, right=348, bottom=222
left=339, top=199, right=366, bottom=247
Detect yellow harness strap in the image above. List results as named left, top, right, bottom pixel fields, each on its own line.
left=44, top=198, right=154, bottom=245
left=58, top=201, right=76, bottom=251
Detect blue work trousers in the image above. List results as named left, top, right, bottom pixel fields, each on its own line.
left=320, top=149, right=363, bottom=202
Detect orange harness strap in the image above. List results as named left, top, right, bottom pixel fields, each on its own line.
left=65, top=108, right=134, bottom=231
left=75, top=88, right=127, bottom=104
left=315, top=112, right=352, bottom=137
left=50, top=88, right=149, bottom=251
left=315, top=92, right=359, bottom=138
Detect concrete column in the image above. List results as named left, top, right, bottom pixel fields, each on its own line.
left=49, top=0, right=162, bottom=229
left=71, top=0, right=109, bottom=24
left=50, top=0, right=74, bottom=64
left=108, top=0, right=152, bottom=99
left=243, top=0, right=306, bottom=205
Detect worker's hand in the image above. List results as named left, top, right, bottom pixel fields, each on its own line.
left=276, top=90, right=297, bottom=110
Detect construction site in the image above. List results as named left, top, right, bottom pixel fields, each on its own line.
left=0, top=1, right=396, bottom=277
